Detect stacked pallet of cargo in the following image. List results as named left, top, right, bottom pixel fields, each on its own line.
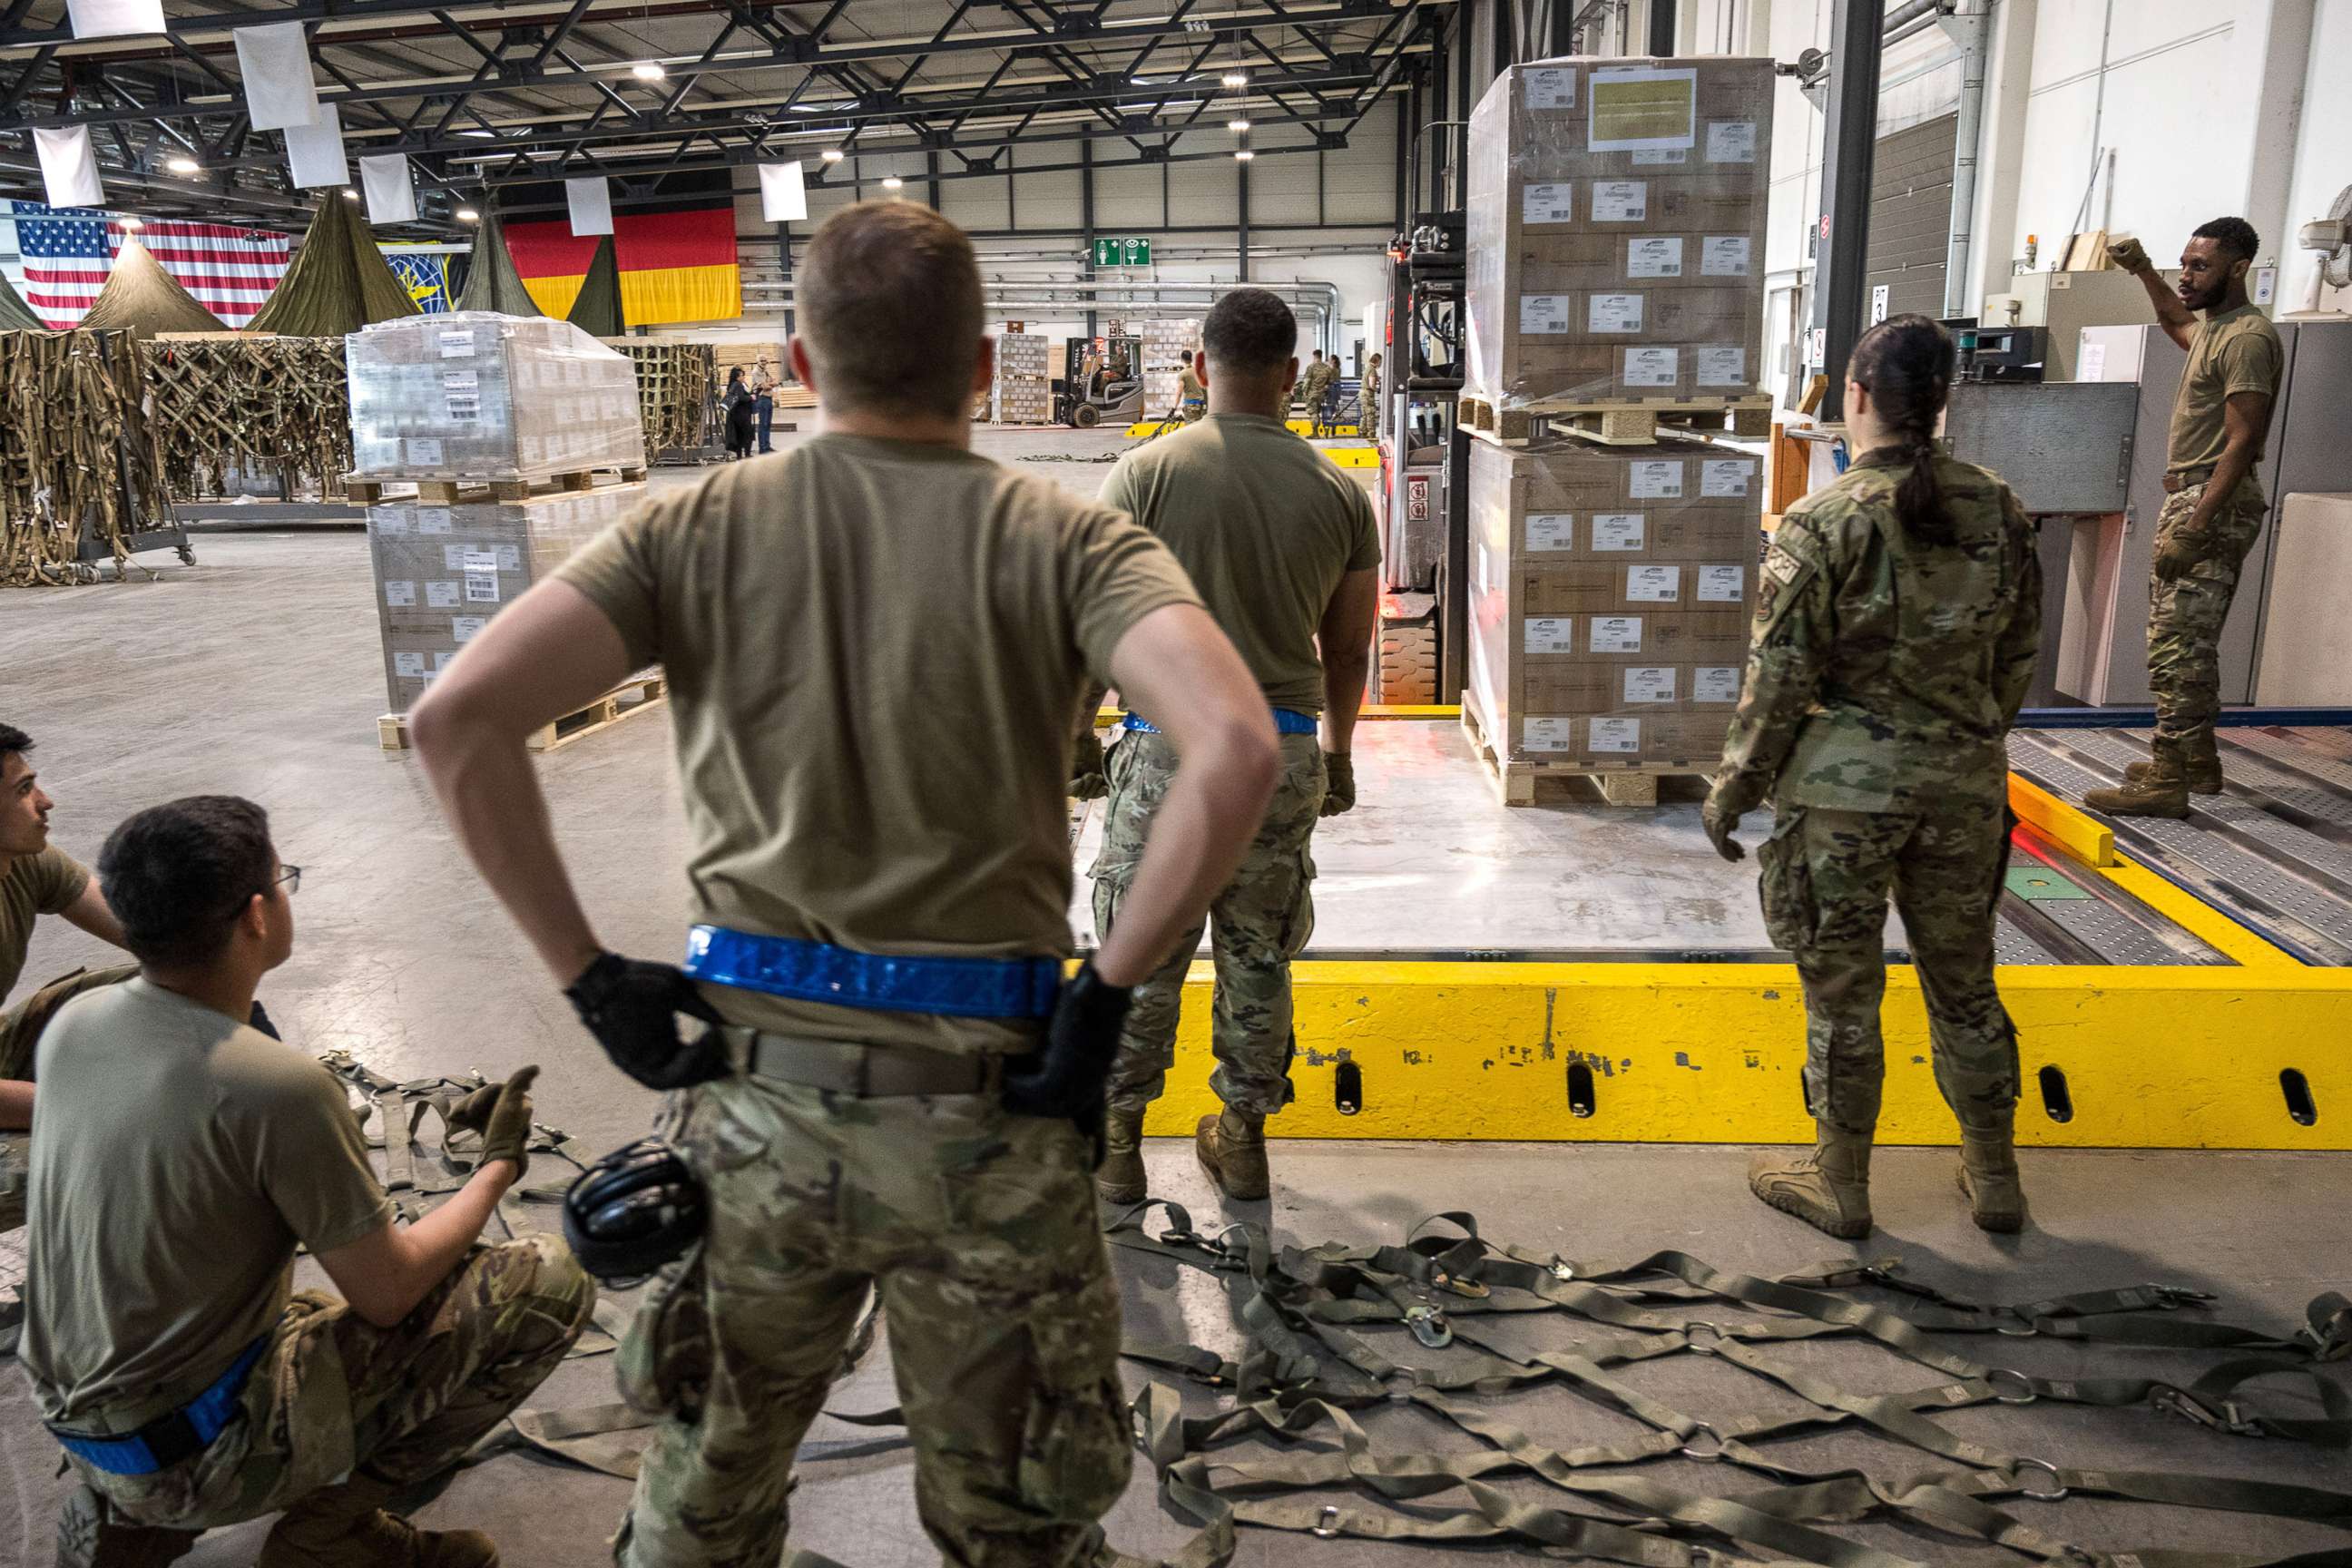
left=992, top=329, right=1052, bottom=425
left=1140, top=318, right=1201, bottom=421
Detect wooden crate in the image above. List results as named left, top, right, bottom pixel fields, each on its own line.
left=344, top=466, right=647, bottom=506
left=1461, top=392, right=1773, bottom=449
left=379, top=672, right=668, bottom=755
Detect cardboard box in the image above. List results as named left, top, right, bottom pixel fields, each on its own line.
left=348, top=313, right=647, bottom=482
left=1505, top=230, right=1762, bottom=291
left=1510, top=709, right=1738, bottom=767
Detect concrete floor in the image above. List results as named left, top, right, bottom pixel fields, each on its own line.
left=4, top=446, right=2349, bottom=1564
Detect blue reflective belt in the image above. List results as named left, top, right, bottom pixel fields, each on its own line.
left=1123, top=708, right=1318, bottom=737
left=50, top=1335, right=268, bottom=1476
left=684, top=926, right=1063, bottom=1021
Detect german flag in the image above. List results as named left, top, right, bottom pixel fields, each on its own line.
left=502, top=172, right=740, bottom=327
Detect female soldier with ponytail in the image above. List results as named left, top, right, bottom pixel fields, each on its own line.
left=1702, top=314, right=2043, bottom=1240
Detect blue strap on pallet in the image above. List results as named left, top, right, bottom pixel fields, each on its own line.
left=685, top=926, right=1062, bottom=1020
left=1124, top=708, right=1318, bottom=737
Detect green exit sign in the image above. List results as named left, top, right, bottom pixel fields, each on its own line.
left=1093, top=237, right=1152, bottom=267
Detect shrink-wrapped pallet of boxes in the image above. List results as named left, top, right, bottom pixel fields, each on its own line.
left=992, top=329, right=1053, bottom=425
left=1141, top=318, right=1201, bottom=420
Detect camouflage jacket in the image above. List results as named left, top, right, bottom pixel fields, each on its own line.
left=1713, top=447, right=2043, bottom=815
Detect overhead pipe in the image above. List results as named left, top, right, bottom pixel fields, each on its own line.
left=1942, top=1, right=1989, bottom=318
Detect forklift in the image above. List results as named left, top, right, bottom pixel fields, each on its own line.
left=1054, top=334, right=1145, bottom=428
left=1369, top=212, right=1465, bottom=705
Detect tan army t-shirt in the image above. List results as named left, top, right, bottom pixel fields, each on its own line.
left=1100, top=414, right=1380, bottom=715
left=23, top=979, right=392, bottom=1427
left=2, top=847, right=89, bottom=1002
left=2168, top=303, right=2283, bottom=478
left=556, top=435, right=1200, bottom=1054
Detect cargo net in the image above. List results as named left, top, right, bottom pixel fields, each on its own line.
left=604, top=340, right=716, bottom=457
left=142, top=335, right=354, bottom=504
left=0, top=329, right=168, bottom=587
left=1110, top=1202, right=2352, bottom=1568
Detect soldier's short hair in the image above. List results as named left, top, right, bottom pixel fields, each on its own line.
left=798, top=202, right=985, bottom=420
left=1202, top=289, right=1298, bottom=377
left=0, top=723, right=30, bottom=763
left=2191, top=217, right=2259, bottom=263
left=99, top=796, right=277, bottom=969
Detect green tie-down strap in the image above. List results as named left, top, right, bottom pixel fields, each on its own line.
left=1107, top=1201, right=2352, bottom=1568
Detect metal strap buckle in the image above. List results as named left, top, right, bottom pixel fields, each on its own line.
left=1680, top=1422, right=1726, bottom=1462
left=1683, top=1321, right=1728, bottom=1357
left=1985, top=1367, right=2038, bottom=1406
left=1404, top=1305, right=1453, bottom=1349
left=2010, top=1457, right=2068, bottom=1501
left=1311, top=1505, right=1343, bottom=1539
left=2154, top=1387, right=2265, bottom=1437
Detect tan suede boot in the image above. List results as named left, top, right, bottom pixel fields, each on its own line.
left=1194, top=1108, right=1269, bottom=1200
left=1095, top=1108, right=1147, bottom=1206
left=1748, top=1127, right=1874, bottom=1240
left=2122, top=731, right=2221, bottom=794
left=2083, top=738, right=2192, bottom=818
left=258, top=1476, right=497, bottom=1568
left=1957, top=1132, right=2029, bottom=1234
left=54, top=1486, right=200, bottom=1568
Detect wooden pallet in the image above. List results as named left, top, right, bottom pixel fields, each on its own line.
left=343, top=466, right=647, bottom=506
left=1459, top=394, right=1773, bottom=449
left=378, top=673, right=668, bottom=755
left=1459, top=700, right=1710, bottom=808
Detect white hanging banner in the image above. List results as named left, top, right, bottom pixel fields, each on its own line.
left=564, top=177, right=614, bottom=236
left=359, top=155, right=417, bottom=224
left=758, top=161, right=808, bottom=222
left=33, top=126, right=104, bottom=209
left=233, top=22, right=322, bottom=132
left=283, top=103, right=349, bottom=189
left=64, top=0, right=165, bottom=39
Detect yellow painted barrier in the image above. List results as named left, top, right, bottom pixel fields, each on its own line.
left=1124, top=419, right=1361, bottom=438
left=1321, top=446, right=1380, bottom=470
left=2009, top=774, right=2114, bottom=867
left=1137, top=958, right=2352, bottom=1150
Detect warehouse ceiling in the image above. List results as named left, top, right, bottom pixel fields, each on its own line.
left=0, top=0, right=1441, bottom=234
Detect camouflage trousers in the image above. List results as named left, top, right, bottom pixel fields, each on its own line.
left=2150, top=478, right=2266, bottom=747
left=64, top=1236, right=593, bottom=1531
left=614, top=1073, right=1130, bottom=1568
left=1758, top=799, right=2020, bottom=1137
left=0, top=964, right=139, bottom=1231
left=1092, top=730, right=1325, bottom=1121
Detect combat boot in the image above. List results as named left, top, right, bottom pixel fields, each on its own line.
left=1096, top=1107, right=1147, bottom=1206
left=54, top=1486, right=199, bottom=1568
left=2122, top=731, right=2222, bottom=794
left=1195, top=1108, right=1269, bottom=1200
left=258, top=1475, right=497, bottom=1568
left=2082, top=739, right=2191, bottom=818
left=1956, top=1129, right=2028, bottom=1234
left=1748, top=1126, right=1874, bottom=1240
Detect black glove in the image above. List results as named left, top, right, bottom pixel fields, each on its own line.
left=1320, top=751, right=1357, bottom=818
left=565, top=953, right=730, bottom=1091
left=1002, top=963, right=1132, bottom=1159
left=1701, top=795, right=1747, bottom=863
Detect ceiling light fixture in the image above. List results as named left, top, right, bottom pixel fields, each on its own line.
left=631, top=61, right=667, bottom=81
left=1227, top=118, right=1250, bottom=132
left=821, top=148, right=845, bottom=162
left=165, top=154, right=200, bottom=174
left=1221, top=70, right=1249, bottom=88
left=456, top=207, right=480, bottom=221
left=342, top=188, right=359, bottom=201
left=881, top=174, right=905, bottom=189
left=1234, top=148, right=1254, bottom=162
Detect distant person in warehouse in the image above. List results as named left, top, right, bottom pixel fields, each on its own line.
left=24, top=795, right=589, bottom=1568
left=1084, top=287, right=1380, bottom=1206
left=1, top=722, right=133, bottom=1232
left=1298, top=348, right=1332, bottom=435
left=2084, top=220, right=2282, bottom=817
left=721, top=366, right=757, bottom=460
left=1177, top=348, right=1206, bottom=422
left=750, top=355, right=779, bottom=454
left=1364, top=350, right=1383, bottom=439
left=408, top=201, right=1276, bottom=1567
left=1704, top=315, right=2043, bottom=1240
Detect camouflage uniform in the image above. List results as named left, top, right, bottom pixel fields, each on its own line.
left=0, top=964, right=138, bottom=1231
left=62, top=1236, right=593, bottom=1531
left=614, top=1074, right=1129, bottom=1568
left=1091, top=731, right=1325, bottom=1120
left=1711, top=449, right=2043, bottom=1138
left=2149, top=475, right=2267, bottom=748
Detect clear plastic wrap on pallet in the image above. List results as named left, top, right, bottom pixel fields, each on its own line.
left=1465, top=57, right=1773, bottom=411
left=367, top=480, right=646, bottom=711
left=347, top=311, right=648, bottom=481
left=1140, top=318, right=1201, bottom=419
left=990, top=330, right=1053, bottom=425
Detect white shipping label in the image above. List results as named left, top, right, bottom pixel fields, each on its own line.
left=405, top=437, right=444, bottom=466
left=1589, top=293, right=1645, bottom=333
left=1525, top=513, right=1575, bottom=552
left=1524, top=718, right=1577, bottom=753
left=383, top=580, right=416, bottom=608
left=1589, top=717, right=1642, bottom=752
left=1706, top=120, right=1759, bottom=163
left=1629, top=460, right=1684, bottom=499
left=1632, top=147, right=1688, bottom=165
left=1524, top=66, right=1576, bottom=109
left=1695, top=666, right=1742, bottom=703
left=1700, top=236, right=1753, bottom=276
left=1625, top=564, right=1681, bottom=603
left=450, top=615, right=486, bottom=643
left=1700, top=458, right=1756, bottom=498
left=369, top=506, right=407, bottom=534
left=440, top=545, right=464, bottom=569
left=1524, top=617, right=1578, bottom=654
left=426, top=580, right=461, bottom=609
left=465, top=573, right=500, bottom=604
left=1698, top=564, right=1747, bottom=603
left=436, top=330, right=475, bottom=359
left=1519, top=294, right=1574, bottom=335
left=1589, top=615, right=1643, bottom=653
left=432, top=652, right=456, bottom=671
left=393, top=652, right=426, bottom=679
left=1592, top=180, right=1649, bottom=221
left=1697, top=345, right=1749, bottom=387
left=1592, top=513, right=1645, bottom=551
left=1623, top=666, right=1678, bottom=704
left=1627, top=237, right=1684, bottom=278
left=1522, top=181, right=1576, bottom=224
left=494, top=544, right=522, bottom=571
left=441, top=369, right=478, bottom=391
left=416, top=508, right=451, bottom=534
left=1623, top=346, right=1679, bottom=387
left=446, top=395, right=480, bottom=421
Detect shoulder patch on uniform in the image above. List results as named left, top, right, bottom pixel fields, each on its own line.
left=1762, top=543, right=1806, bottom=585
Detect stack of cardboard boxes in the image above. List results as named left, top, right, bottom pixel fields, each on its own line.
left=1141, top=318, right=1202, bottom=420
left=992, top=330, right=1052, bottom=425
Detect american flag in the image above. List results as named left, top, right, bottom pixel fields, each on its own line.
left=10, top=201, right=290, bottom=329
